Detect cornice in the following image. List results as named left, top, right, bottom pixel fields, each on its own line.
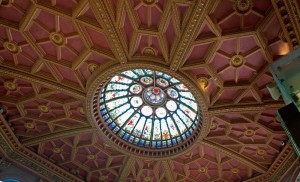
left=207, top=101, right=285, bottom=115
left=271, top=0, right=300, bottom=48
left=202, top=140, right=268, bottom=173
left=22, top=126, right=95, bottom=147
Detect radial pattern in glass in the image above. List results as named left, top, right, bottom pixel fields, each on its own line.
left=99, top=69, right=199, bottom=149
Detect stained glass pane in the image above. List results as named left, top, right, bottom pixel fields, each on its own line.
left=167, top=88, right=179, bottom=98
left=144, top=69, right=153, bottom=75
left=105, top=91, right=128, bottom=101
left=173, top=114, right=187, bottom=133
left=179, top=91, right=196, bottom=101
left=130, top=96, right=143, bottom=107
left=115, top=108, right=134, bottom=126
left=177, top=109, right=193, bottom=127
left=99, top=69, right=200, bottom=149
left=130, top=84, right=143, bottom=94
left=167, top=117, right=179, bottom=138
left=166, top=100, right=177, bottom=111
left=155, top=107, right=166, bottom=118
left=161, top=119, right=171, bottom=140
left=155, top=71, right=163, bottom=76
left=122, top=70, right=138, bottom=78
left=106, top=83, right=129, bottom=91
left=110, top=103, right=130, bottom=119
left=133, top=116, right=146, bottom=137
left=179, top=104, right=196, bottom=120
left=141, top=105, right=153, bottom=116
left=156, top=78, right=169, bottom=87
left=111, top=75, right=133, bottom=84
left=153, top=119, right=161, bottom=140
left=140, top=76, right=153, bottom=85
left=176, top=84, right=188, bottom=91
left=180, top=97, right=197, bottom=111
left=170, top=77, right=180, bottom=84
left=123, top=113, right=140, bottom=133
left=142, top=119, right=152, bottom=140
left=133, top=69, right=145, bottom=76
left=106, top=98, right=128, bottom=111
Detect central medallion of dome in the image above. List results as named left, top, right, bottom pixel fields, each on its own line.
left=89, top=67, right=204, bottom=158
left=143, top=87, right=166, bottom=106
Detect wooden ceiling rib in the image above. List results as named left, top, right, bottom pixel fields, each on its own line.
left=0, top=0, right=298, bottom=181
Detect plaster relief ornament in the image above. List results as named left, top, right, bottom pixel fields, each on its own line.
left=50, top=32, right=65, bottom=46
left=4, top=81, right=17, bottom=91
left=4, top=41, right=19, bottom=54
left=230, top=55, right=245, bottom=68
left=234, top=0, right=253, bottom=14
left=142, top=0, right=157, bottom=6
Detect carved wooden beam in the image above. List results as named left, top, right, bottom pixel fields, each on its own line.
left=170, top=0, right=210, bottom=71
left=89, top=0, right=128, bottom=64
left=0, top=66, right=86, bottom=99
left=271, top=0, right=300, bottom=48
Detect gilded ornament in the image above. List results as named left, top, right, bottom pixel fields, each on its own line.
left=231, top=168, right=239, bottom=174
left=142, top=46, right=157, bottom=56
left=198, top=167, right=207, bottom=173
left=234, top=0, right=253, bottom=14
left=257, top=149, right=266, bottom=156
left=197, top=77, right=208, bottom=89
left=52, top=147, right=62, bottom=154
left=230, top=55, right=244, bottom=68
left=50, top=32, right=65, bottom=46
left=210, top=122, right=218, bottom=130
left=4, top=81, right=17, bottom=91
left=79, top=107, right=85, bottom=115
left=142, top=0, right=156, bottom=6
left=87, top=154, right=96, bottom=160
left=38, top=105, right=50, bottom=113
left=25, top=123, right=35, bottom=129
left=88, top=63, right=98, bottom=73
left=3, top=41, right=19, bottom=54
left=244, top=129, right=255, bottom=137
left=144, top=176, right=151, bottom=181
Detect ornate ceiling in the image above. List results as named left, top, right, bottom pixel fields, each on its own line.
left=0, top=0, right=299, bottom=181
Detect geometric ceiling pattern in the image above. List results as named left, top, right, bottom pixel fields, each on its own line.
left=0, top=0, right=298, bottom=181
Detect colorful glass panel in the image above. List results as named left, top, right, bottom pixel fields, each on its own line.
left=130, top=84, right=142, bottom=94
left=166, top=100, right=177, bottom=111
left=99, top=69, right=199, bottom=149
left=167, top=88, right=178, bottom=99
left=130, top=96, right=143, bottom=107
left=140, top=76, right=153, bottom=85
left=156, top=78, right=169, bottom=87
left=155, top=107, right=167, bottom=118
left=143, top=87, right=166, bottom=105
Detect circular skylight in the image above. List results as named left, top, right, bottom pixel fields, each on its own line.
left=99, top=69, right=199, bottom=149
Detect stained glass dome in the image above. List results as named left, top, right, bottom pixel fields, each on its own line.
left=99, top=69, right=199, bottom=149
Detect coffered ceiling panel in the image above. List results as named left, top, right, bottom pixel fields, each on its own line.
left=0, top=0, right=296, bottom=181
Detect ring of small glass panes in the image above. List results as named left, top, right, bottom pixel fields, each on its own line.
left=99, top=69, right=199, bottom=149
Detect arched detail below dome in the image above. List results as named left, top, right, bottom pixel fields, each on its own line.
left=86, top=63, right=209, bottom=158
